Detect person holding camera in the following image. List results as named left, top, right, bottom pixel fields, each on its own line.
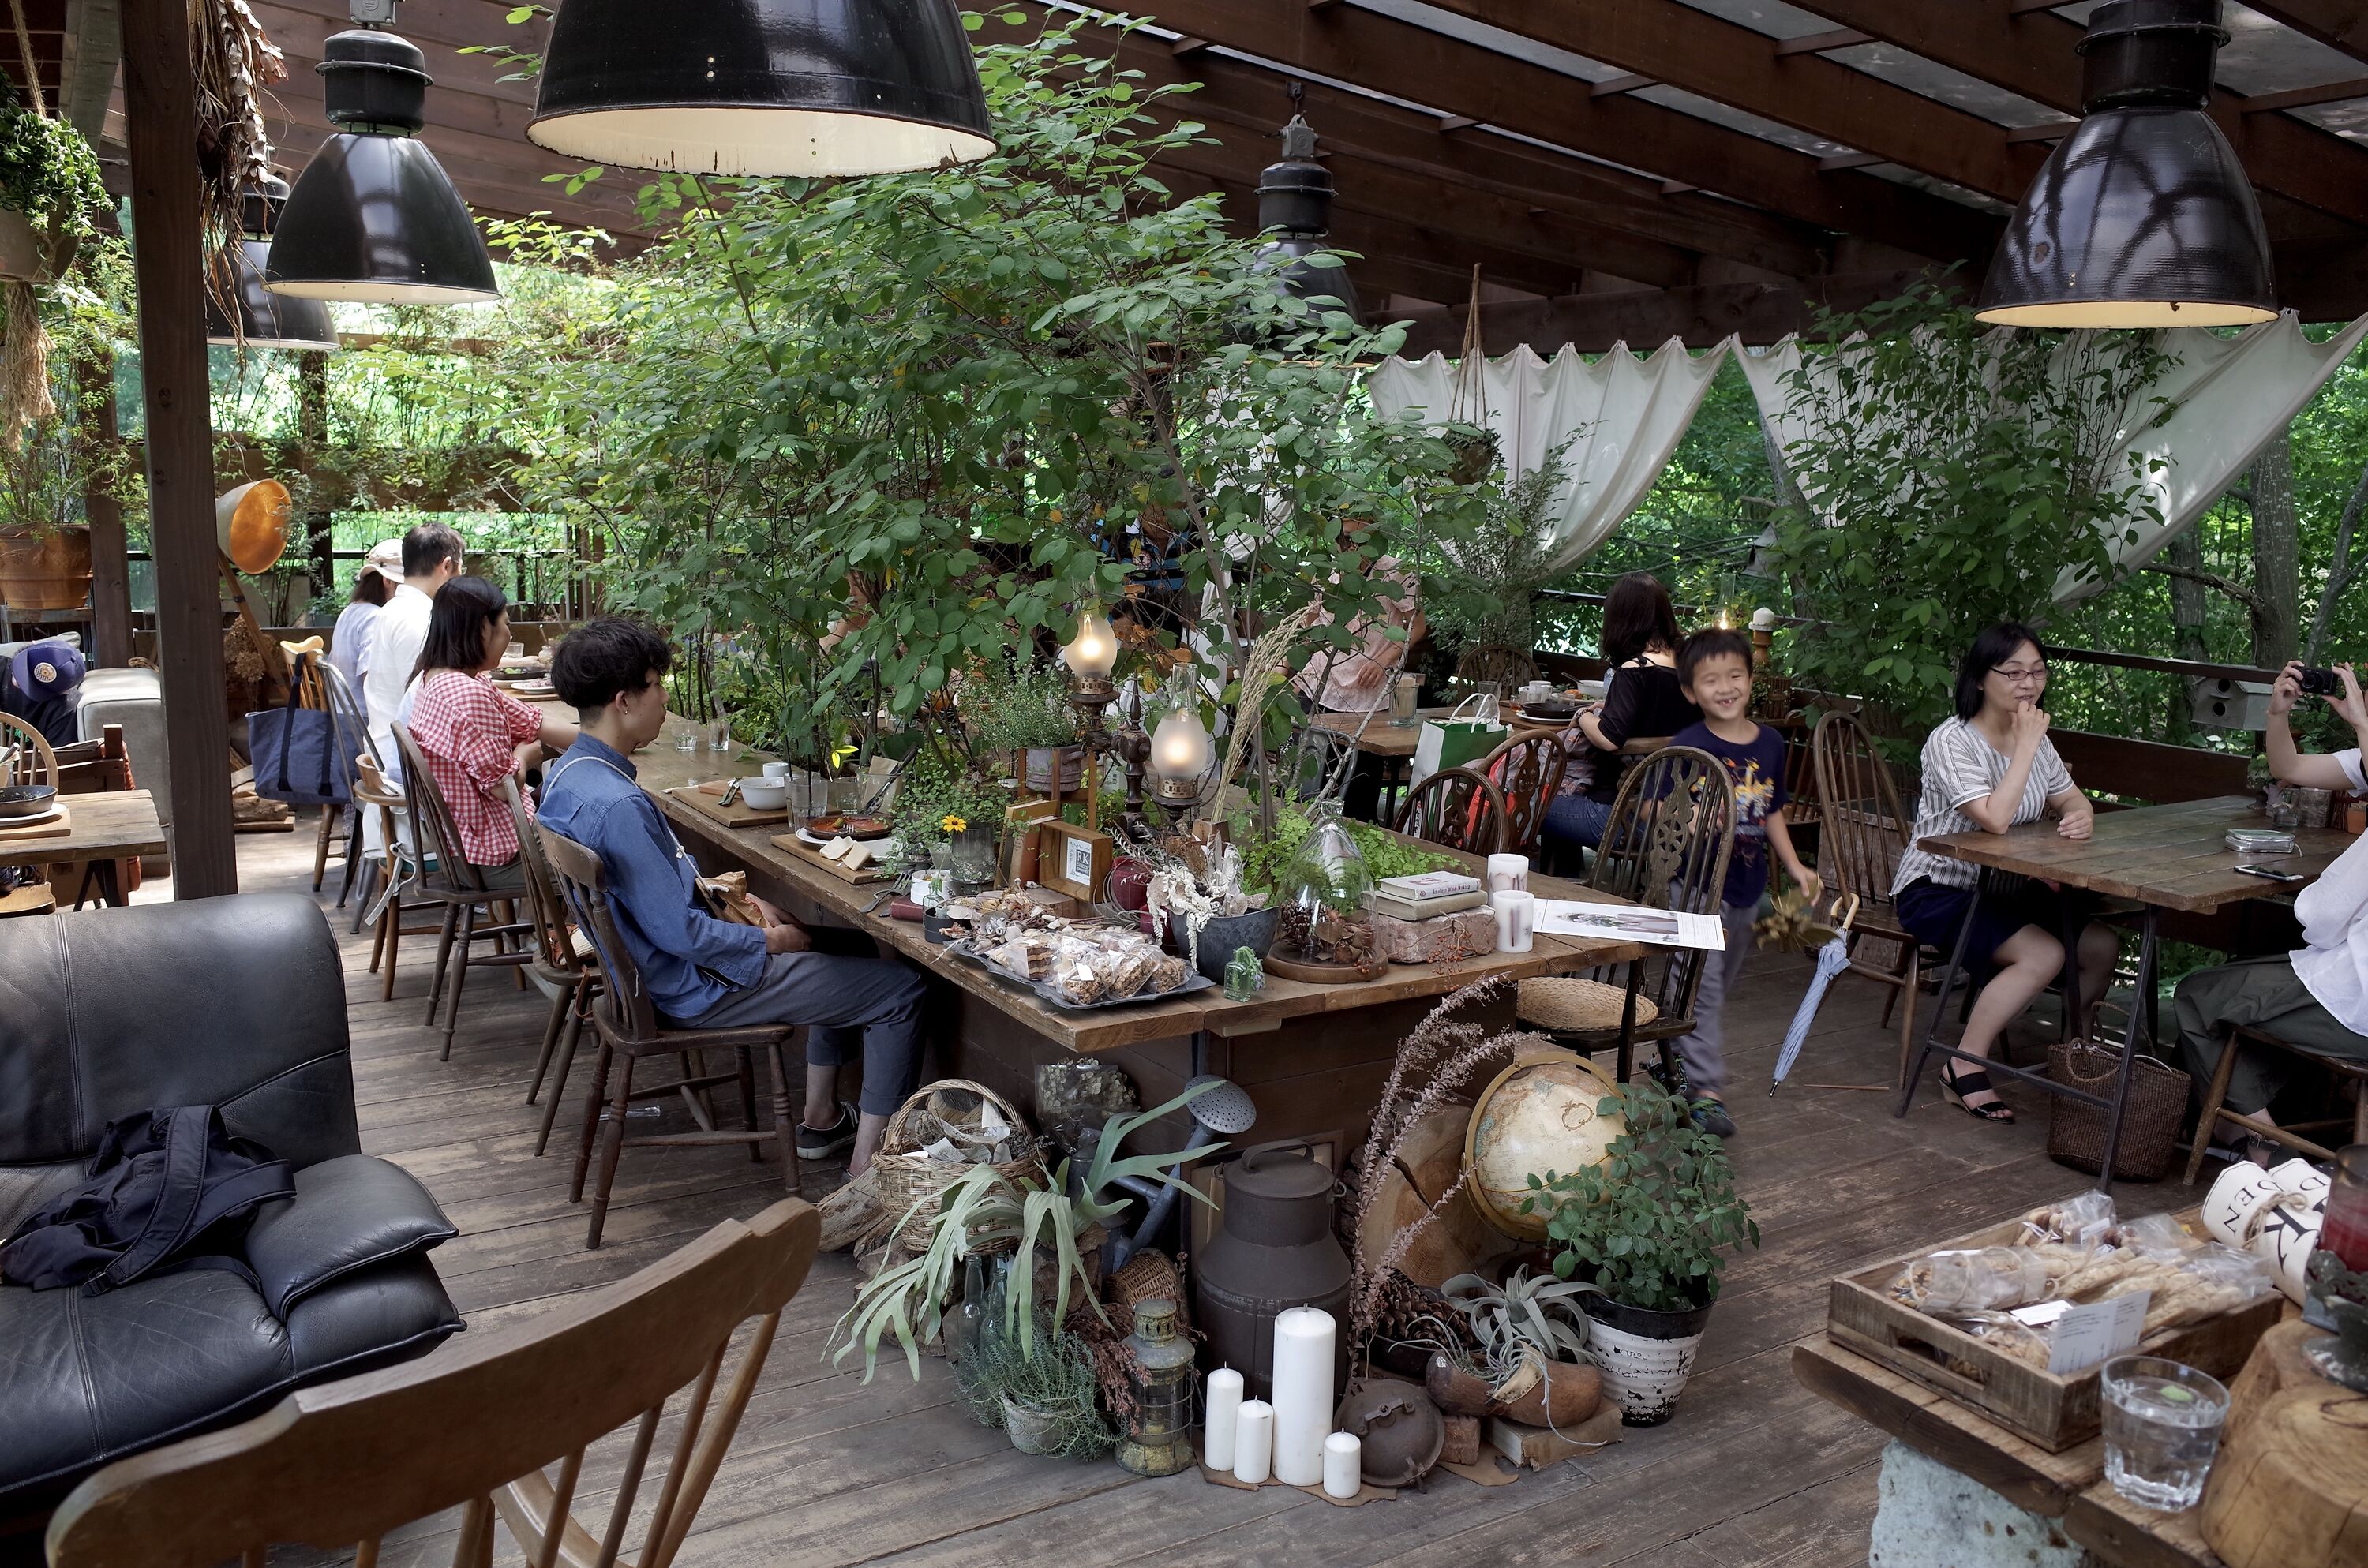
left=2172, top=661, right=2368, bottom=1161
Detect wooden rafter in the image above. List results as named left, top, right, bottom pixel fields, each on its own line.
left=2244, top=2, right=2368, bottom=68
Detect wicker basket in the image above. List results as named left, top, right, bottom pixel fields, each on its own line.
left=874, top=1079, right=1047, bottom=1252
left=2044, top=1042, right=2192, bottom=1181
left=1516, top=976, right=1660, bottom=1035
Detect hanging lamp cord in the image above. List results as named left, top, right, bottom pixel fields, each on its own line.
left=9, top=0, right=43, bottom=118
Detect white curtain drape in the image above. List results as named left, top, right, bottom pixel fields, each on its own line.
left=1734, top=312, right=2368, bottom=604
left=1366, top=339, right=1732, bottom=572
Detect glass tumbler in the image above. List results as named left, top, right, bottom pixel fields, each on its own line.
left=2100, top=1356, right=2228, bottom=1512
left=1388, top=674, right=1421, bottom=728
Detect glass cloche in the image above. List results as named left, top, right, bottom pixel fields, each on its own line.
left=1270, top=814, right=1378, bottom=970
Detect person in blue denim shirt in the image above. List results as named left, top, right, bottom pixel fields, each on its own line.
left=537, top=619, right=924, bottom=1179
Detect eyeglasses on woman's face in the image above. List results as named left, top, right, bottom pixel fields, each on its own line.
left=1990, top=663, right=2049, bottom=687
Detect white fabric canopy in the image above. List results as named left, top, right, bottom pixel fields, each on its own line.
left=1734, top=312, right=2368, bottom=604
left=1367, top=339, right=1732, bottom=572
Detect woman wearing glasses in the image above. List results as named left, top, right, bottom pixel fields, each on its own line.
left=1890, top=623, right=2119, bottom=1123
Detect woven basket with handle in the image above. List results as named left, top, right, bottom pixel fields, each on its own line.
left=874, top=1079, right=1047, bottom=1252
left=2045, top=1042, right=2191, bottom=1181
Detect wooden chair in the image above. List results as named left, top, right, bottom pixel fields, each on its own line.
left=353, top=754, right=439, bottom=1002
left=1811, top=709, right=1925, bottom=1084
left=1481, top=729, right=1568, bottom=857
left=1515, top=745, right=1736, bottom=1086
left=45, top=1199, right=821, bottom=1568
left=307, top=659, right=373, bottom=902
left=505, top=776, right=602, bottom=1158
left=1394, top=764, right=1509, bottom=856
left=0, top=709, right=58, bottom=787
left=538, top=821, right=804, bottom=1249
left=2181, top=1024, right=2368, bottom=1184
left=393, top=723, right=537, bottom=1059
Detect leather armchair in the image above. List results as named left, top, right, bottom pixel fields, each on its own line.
left=0, top=894, right=462, bottom=1521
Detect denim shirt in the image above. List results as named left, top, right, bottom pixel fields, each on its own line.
left=538, top=735, right=766, bottom=1020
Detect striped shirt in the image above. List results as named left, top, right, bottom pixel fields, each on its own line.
left=1891, top=717, right=2075, bottom=894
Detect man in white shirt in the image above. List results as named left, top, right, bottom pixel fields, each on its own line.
left=2174, top=660, right=2368, bottom=1149
left=362, top=522, right=463, bottom=754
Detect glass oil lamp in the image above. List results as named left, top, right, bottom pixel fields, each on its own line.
left=1116, top=1299, right=1196, bottom=1476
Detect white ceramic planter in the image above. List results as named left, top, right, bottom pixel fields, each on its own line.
left=1585, top=1296, right=1713, bottom=1427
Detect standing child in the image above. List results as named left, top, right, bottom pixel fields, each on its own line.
left=1667, top=627, right=1818, bottom=1137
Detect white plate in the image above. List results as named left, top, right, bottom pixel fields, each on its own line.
left=0, top=805, right=63, bottom=829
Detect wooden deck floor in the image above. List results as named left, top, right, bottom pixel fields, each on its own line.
left=225, top=819, right=2108, bottom=1568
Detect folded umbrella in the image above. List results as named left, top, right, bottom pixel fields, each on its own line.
left=1770, top=934, right=1856, bottom=1093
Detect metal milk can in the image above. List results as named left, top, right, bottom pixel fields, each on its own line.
left=1192, top=1140, right=1351, bottom=1399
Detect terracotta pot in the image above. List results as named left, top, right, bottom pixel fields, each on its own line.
left=0, top=525, right=90, bottom=611
left=1489, top=1358, right=1602, bottom=1428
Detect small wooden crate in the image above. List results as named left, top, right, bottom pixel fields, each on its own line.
left=1827, top=1207, right=2284, bottom=1452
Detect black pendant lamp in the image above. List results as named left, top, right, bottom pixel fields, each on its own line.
left=526, top=0, right=995, bottom=177
left=1250, top=111, right=1362, bottom=322
left=1976, top=0, right=2274, bottom=328
left=266, top=3, right=499, bottom=305
left=206, top=176, right=339, bottom=351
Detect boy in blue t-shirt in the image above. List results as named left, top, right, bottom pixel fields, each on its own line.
left=1669, top=627, right=1818, bottom=1137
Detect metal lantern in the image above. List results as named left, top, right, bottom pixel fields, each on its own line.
left=206, top=177, right=339, bottom=351
left=1977, top=0, right=2273, bottom=328
left=1116, top=1299, right=1196, bottom=1477
left=267, top=8, right=500, bottom=305
left=1249, top=110, right=1361, bottom=322
left=528, top=0, right=996, bottom=178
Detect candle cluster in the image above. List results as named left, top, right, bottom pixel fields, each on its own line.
left=1203, top=1306, right=1360, bottom=1498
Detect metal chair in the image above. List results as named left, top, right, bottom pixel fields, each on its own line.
left=538, top=821, right=804, bottom=1249
left=1394, top=763, right=1509, bottom=855
left=505, top=776, right=602, bottom=1158
left=1481, top=728, right=1568, bottom=857
left=392, top=722, right=537, bottom=1059
left=309, top=659, right=374, bottom=904
left=1514, top=745, right=1736, bottom=1086
left=1811, top=709, right=1925, bottom=1083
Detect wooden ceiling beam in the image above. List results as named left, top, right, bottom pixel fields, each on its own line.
left=1414, top=0, right=2048, bottom=201
left=1085, top=0, right=2003, bottom=266
left=1786, top=0, right=2368, bottom=226
left=2242, top=2, right=2368, bottom=69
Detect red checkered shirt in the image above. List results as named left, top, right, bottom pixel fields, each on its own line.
left=407, top=670, right=545, bottom=866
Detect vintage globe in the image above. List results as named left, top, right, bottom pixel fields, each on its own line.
left=1461, top=1047, right=1626, bottom=1241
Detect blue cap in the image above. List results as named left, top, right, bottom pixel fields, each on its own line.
left=11, top=640, right=84, bottom=701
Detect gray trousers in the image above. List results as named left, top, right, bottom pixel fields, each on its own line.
left=679, top=937, right=927, bottom=1117
left=2173, top=955, right=2368, bottom=1117
left=1670, top=900, right=1757, bottom=1103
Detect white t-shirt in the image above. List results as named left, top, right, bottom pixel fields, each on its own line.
left=363, top=582, right=434, bottom=749
left=1891, top=717, right=2076, bottom=894
left=2291, top=749, right=2368, bottom=1036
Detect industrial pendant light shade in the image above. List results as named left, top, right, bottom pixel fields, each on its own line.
left=1976, top=0, right=2274, bottom=329
left=527, top=0, right=995, bottom=177
left=1249, top=113, right=1361, bottom=322
left=266, top=21, right=499, bottom=305
left=206, top=177, right=339, bottom=350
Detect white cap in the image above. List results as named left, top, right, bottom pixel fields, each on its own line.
left=359, top=539, right=404, bottom=579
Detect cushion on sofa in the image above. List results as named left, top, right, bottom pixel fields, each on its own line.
left=284, top=1253, right=463, bottom=1373
left=245, top=1155, right=457, bottom=1318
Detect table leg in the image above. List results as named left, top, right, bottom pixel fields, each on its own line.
left=2093, top=907, right=2157, bottom=1196
left=96, top=859, right=123, bottom=908
left=1896, top=867, right=1987, bottom=1119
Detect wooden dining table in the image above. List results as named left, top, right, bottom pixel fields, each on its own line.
left=1901, top=795, right=2354, bottom=1189
left=0, top=788, right=169, bottom=908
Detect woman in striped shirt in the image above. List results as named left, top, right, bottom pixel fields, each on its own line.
left=1890, top=623, right=2119, bottom=1124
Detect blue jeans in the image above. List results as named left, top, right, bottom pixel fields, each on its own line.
left=1542, top=793, right=1613, bottom=851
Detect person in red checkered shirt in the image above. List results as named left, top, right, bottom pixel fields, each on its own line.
left=403, top=578, right=578, bottom=882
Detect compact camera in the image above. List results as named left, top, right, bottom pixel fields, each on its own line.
left=2298, top=667, right=2346, bottom=698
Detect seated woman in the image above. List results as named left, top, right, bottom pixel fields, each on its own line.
left=1891, top=623, right=2119, bottom=1124
left=2174, top=661, right=2368, bottom=1162
left=1543, top=571, right=1699, bottom=853
left=401, top=577, right=577, bottom=885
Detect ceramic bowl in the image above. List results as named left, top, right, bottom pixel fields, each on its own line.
left=738, top=780, right=789, bottom=810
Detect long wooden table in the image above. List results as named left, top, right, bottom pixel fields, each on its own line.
left=1902, top=796, right=2354, bottom=1190
left=558, top=707, right=1650, bottom=1145
left=0, top=788, right=168, bottom=907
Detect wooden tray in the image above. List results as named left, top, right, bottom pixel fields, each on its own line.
left=1827, top=1205, right=2284, bottom=1452
left=1263, top=950, right=1391, bottom=983
left=665, top=784, right=789, bottom=829
left=768, top=832, right=897, bottom=884
left=0, top=803, right=70, bottom=843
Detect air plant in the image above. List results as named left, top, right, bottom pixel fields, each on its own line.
left=1437, top=1267, right=1595, bottom=1398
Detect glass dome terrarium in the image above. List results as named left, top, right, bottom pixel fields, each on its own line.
left=1268, top=814, right=1381, bottom=975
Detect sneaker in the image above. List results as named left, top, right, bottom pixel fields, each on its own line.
left=797, top=1102, right=859, bottom=1161
left=1693, top=1100, right=1737, bottom=1140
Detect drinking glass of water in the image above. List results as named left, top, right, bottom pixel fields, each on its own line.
left=2101, top=1356, right=2228, bottom=1511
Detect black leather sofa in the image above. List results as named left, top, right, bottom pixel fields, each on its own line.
left=0, top=894, right=463, bottom=1522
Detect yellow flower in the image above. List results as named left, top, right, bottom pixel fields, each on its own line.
left=941, top=814, right=968, bottom=835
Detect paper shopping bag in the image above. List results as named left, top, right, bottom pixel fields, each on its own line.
left=1411, top=694, right=1504, bottom=786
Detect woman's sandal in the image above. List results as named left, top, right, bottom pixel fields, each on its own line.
left=1941, top=1061, right=2016, bottom=1124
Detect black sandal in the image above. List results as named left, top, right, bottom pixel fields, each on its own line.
left=1941, top=1062, right=2016, bottom=1124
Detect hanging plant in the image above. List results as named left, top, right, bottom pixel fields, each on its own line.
left=0, top=69, right=107, bottom=453
left=190, top=0, right=286, bottom=333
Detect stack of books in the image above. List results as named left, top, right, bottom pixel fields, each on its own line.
left=1367, top=870, right=1486, bottom=921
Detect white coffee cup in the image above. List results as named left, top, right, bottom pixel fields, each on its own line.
left=762, top=760, right=791, bottom=781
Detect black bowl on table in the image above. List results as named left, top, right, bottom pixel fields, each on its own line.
left=0, top=783, right=57, bottom=819
left=1519, top=698, right=1579, bottom=723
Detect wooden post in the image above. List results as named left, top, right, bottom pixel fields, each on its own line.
left=82, top=365, right=131, bottom=667
left=121, top=0, right=236, bottom=898
left=296, top=350, right=332, bottom=598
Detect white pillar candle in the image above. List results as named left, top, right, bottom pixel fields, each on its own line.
left=1486, top=853, right=1529, bottom=907
left=1270, top=1306, right=1336, bottom=1487
left=1494, top=890, right=1534, bottom=954
left=1323, top=1431, right=1362, bottom=1499
left=1231, top=1399, right=1274, bottom=1485
left=1202, top=1367, right=1244, bottom=1472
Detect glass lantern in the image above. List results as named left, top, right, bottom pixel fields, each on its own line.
left=1116, top=1299, right=1197, bottom=1476
left=1270, top=814, right=1378, bottom=971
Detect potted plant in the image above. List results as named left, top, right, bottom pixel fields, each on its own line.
left=1130, top=832, right=1275, bottom=981
left=1520, top=1077, right=1759, bottom=1426
left=950, top=1260, right=1117, bottom=1459
left=1427, top=1266, right=1601, bottom=1429
left=970, top=660, right=1085, bottom=795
